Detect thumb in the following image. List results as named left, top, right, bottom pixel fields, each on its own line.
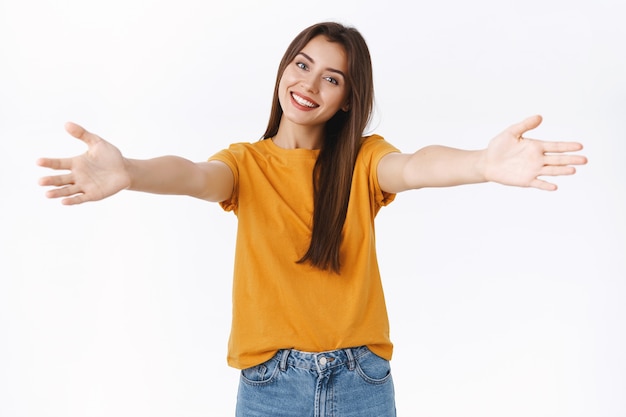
left=508, top=114, right=543, bottom=138
left=64, top=121, right=101, bottom=146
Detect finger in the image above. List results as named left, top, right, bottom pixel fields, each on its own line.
left=543, top=141, right=585, bottom=154
left=36, top=157, right=73, bottom=171
left=544, top=154, right=588, bottom=166
left=530, top=178, right=558, bottom=191
left=62, top=193, right=90, bottom=206
left=45, top=185, right=82, bottom=199
left=64, top=122, right=101, bottom=146
left=539, top=165, right=577, bottom=177
left=39, top=173, right=74, bottom=187
left=508, top=114, right=543, bottom=138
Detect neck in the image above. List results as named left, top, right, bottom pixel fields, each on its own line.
left=272, top=118, right=324, bottom=150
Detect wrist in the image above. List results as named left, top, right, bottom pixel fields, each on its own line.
left=123, top=158, right=138, bottom=190
left=475, top=149, right=489, bottom=183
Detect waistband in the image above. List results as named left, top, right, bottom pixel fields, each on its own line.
left=276, top=346, right=371, bottom=373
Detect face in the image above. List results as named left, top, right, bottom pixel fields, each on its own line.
left=278, top=35, right=350, bottom=130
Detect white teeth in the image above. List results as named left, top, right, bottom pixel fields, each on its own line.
left=292, top=93, right=317, bottom=108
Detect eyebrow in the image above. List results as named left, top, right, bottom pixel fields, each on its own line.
left=298, top=52, right=346, bottom=79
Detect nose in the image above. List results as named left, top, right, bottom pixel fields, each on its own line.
left=301, top=73, right=319, bottom=94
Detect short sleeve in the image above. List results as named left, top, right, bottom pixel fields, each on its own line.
left=358, top=134, right=401, bottom=208
left=208, top=147, right=240, bottom=213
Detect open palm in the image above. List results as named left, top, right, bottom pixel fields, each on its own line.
left=38, top=123, right=131, bottom=205
left=484, top=115, right=587, bottom=191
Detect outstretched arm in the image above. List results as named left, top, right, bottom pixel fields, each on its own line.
left=37, top=122, right=233, bottom=205
left=377, top=115, right=588, bottom=193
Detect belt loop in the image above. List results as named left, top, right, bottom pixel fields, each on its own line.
left=345, top=348, right=356, bottom=371
left=313, top=353, right=322, bottom=374
left=279, top=349, right=290, bottom=372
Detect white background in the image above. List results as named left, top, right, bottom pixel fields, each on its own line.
left=1, top=0, right=625, bottom=416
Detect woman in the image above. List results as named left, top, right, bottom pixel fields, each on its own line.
left=38, top=22, right=587, bottom=417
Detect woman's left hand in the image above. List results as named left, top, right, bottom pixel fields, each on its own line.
left=483, top=115, right=588, bottom=191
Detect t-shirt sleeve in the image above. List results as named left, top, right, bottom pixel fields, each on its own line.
left=208, top=146, right=240, bottom=213
left=360, top=135, right=401, bottom=208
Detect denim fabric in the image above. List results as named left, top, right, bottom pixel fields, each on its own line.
left=236, top=346, right=396, bottom=417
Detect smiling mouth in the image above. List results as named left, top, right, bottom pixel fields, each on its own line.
left=291, top=92, right=319, bottom=108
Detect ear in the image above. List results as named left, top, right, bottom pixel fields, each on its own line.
left=341, top=101, right=351, bottom=112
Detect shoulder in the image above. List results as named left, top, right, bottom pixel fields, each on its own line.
left=211, top=139, right=271, bottom=161
left=357, top=134, right=401, bottom=164
left=225, top=139, right=269, bottom=154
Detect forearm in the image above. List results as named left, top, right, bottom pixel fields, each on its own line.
left=403, top=145, right=487, bottom=189
left=125, top=156, right=208, bottom=197
left=39, top=122, right=235, bottom=205
left=379, top=115, right=586, bottom=194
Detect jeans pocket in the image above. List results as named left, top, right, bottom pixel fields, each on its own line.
left=354, top=349, right=393, bottom=385
left=240, top=354, right=281, bottom=386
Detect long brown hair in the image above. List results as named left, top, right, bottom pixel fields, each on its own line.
left=262, top=22, right=375, bottom=273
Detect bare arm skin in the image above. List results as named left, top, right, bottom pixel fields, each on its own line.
left=37, top=122, right=233, bottom=205
left=378, top=115, right=588, bottom=193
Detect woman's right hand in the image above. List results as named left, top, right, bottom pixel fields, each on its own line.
left=37, top=122, right=132, bottom=205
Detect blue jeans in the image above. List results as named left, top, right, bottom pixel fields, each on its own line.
left=236, top=346, right=396, bottom=417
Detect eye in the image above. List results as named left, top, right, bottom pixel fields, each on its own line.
left=296, top=62, right=308, bottom=71
left=324, top=76, right=339, bottom=85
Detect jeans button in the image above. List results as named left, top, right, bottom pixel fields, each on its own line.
left=319, top=357, right=327, bottom=366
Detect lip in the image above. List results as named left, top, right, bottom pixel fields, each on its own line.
left=290, top=91, right=319, bottom=111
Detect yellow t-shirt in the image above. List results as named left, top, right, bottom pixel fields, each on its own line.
left=209, top=134, right=399, bottom=369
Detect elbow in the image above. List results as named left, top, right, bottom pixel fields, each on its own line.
left=196, top=185, right=232, bottom=203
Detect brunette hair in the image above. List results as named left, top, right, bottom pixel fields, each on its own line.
left=262, top=22, right=375, bottom=273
